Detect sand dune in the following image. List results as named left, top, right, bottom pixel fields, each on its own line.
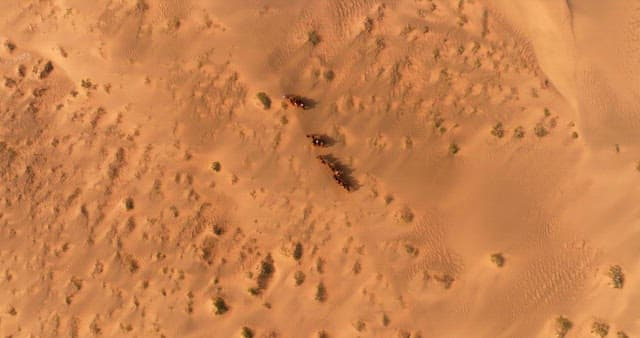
left=0, top=0, right=638, bottom=337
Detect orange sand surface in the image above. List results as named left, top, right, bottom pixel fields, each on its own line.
left=0, top=1, right=639, bottom=337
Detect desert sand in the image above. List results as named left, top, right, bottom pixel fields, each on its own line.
left=0, top=0, right=639, bottom=337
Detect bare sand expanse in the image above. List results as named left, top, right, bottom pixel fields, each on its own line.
left=0, top=0, right=639, bottom=337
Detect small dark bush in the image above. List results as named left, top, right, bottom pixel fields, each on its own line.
left=315, top=282, right=327, bottom=302
left=214, top=297, right=229, bottom=315
left=293, top=242, right=303, bottom=260
left=555, top=316, right=572, bottom=338
left=308, top=31, right=321, bottom=46
left=256, top=92, right=271, bottom=110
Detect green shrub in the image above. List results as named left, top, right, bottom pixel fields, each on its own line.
left=534, top=123, right=548, bottom=137
left=241, top=326, right=254, bottom=338
left=491, top=122, right=505, bottom=138
left=555, top=316, right=572, bottom=338
left=591, top=321, right=609, bottom=337
left=211, top=161, right=221, bottom=172
left=293, top=242, right=303, bottom=260
left=449, top=143, right=460, bottom=155
left=294, top=271, right=305, bottom=286
left=315, top=282, right=327, bottom=302
left=214, top=297, right=229, bottom=315
left=256, top=92, right=271, bottom=109
left=308, top=31, right=321, bottom=46
left=609, top=265, right=624, bottom=288
left=491, top=253, right=505, bottom=267
left=324, top=70, right=335, bottom=81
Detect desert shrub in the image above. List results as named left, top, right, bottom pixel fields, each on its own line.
left=124, top=198, right=135, bottom=210
left=449, top=143, right=460, bottom=155
left=214, top=297, right=229, bottom=315
left=315, top=282, right=327, bottom=302
left=591, top=321, right=609, bottom=337
left=382, top=313, right=390, bottom=327
left=534, top=123, right=548, bottom=137
left=211, top=161, right=221, bottom=172
left=293, top=242, right=303, bottom=261
left=316, top=258, right=325, bottom=274
left=435, top=274, right=455, bottom=289
left=609, top=265, right=624, bottom=288
left=257, top=254, right=275, bottom=290
left=491, top=122, right=505, bottom=138
left=308, top=31, right=321, bottom=46
left=514, top=126, right=525, bottom=138
left=241, top=327, right=254, bottom=338
left=555, top=316, right=572, bottom=338
left=256, top=92, right=271, bottom=109
left=248, top=287, right=260, bottom=296
left=400, top=207, right=414, bottom=223
left=318, top=330, right=329, bottom=338
left=617, top=331, right=628, bottom=338
left=491, top=253, right=505, bottom=267
left=324, top=70, right=335, bottom=81
left=294, top=271, right=305, bottom=286
left=572, top=131, right=579, bottom=139
left=40, top=61, right=54, bottom=79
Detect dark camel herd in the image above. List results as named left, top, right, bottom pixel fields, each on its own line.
left=284, top=94, right=356, bottom=192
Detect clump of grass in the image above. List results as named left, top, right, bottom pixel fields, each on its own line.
left=315, top=282, right=327, bottom=302
left=491, top=122, right=505, bottom=138
left=308, top=31, right=321, bottom=46
left=257, top=254, right=275, bottom=290
left=449, top=143, right=460, bottom=155
left=435, top=274, right=455, bottom=289
left=214, top=297, right=229, bottom=315
left=124, top=197, right=135, bottom=211
left=555, top=316, right=572, bottom=338
left=490, top=253, right=505, bottom=267
left=534, top=123, right=548, bottom=137
left=294, top=271, right=305, bottom=286
left=256, top=92, right=271, bottom=110
left=608, top=265, right=624, bottom=289
left=248, top=287, right=260, bottom=296
left=405, top=244, right=418, bottom=256
left=591, top=321, right=610, bottom=338
left=211, top=161, right=221, bottom=172
left=514, top=126, right=525, bottom=138
left=544, top=107, right=551, bottom=117
left=318, top=330, right=329, bottom=338
left=572, top=131, right=579, bottom=139
left=292, top=242, right=303, bottom=261
left=316, top=258, right=325, bottom=274
left=617, top=331, right=629, bottom=338
left=382, top=313, right=390, bottom=327
left=241, top=326, right=254, bottom=338
left=323, top=70, right=335, bottom=81
left=363, top=17, right=373, bottom=33
left=400, top=207, right=414, bottom=223
left=39, top=61, right=54, bottom=79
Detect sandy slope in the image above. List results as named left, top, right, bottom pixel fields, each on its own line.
left=0, top=0, right=638, bottom=337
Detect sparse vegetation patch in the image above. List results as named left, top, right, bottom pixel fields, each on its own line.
left=555, top=316, right=572, bottom=338
left=608, top=265, right=624, bottom=288
left=491, top=253, right=505, bottom=267
left=214, top=297, right=229, bottom=315
left=256, top=92, right=271, bottom=109
left=308, top=31, right=321, bottom=46
left=591, top=321, right=609, bottom=338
